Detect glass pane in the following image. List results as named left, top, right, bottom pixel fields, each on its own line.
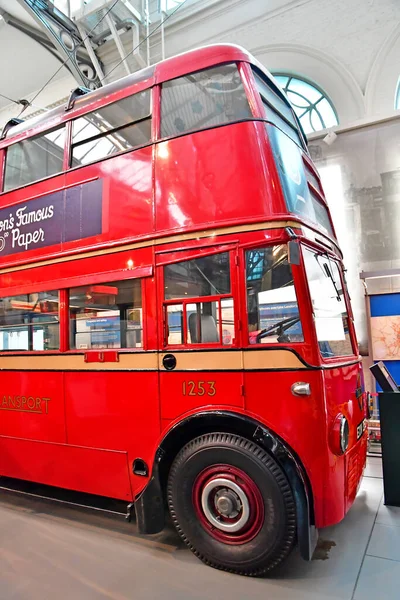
left=187, top=301, right=219, bottom=344
left=303, top=248, right=353, bottom=357
left=0, top=290, right=59, bottom=350
left=253, top=71, right=295, bottom=125
left=72, top=91, right=151, bottom=140
left=287, top=90, right=310, bottom=110
left=275, top=75, right=289, bottom=88
left=164, top=253, right=230, bottom=299
left=264, top=104, right=302, bottom=146
left=71, top=119, right=151, bottom=166
left=69, top=279, right=142, bottom=349
left=167, top=304, right=183, bottom=345
left=4, top=127, right=65, bottom=192
left=310, top=109, right=323, bottom=132
left=161, top=64, right=252, bottom=138
left=299, top=112, right=313, bottom=135
left=246, top=245, right=303, bottom=344
left=268, top=125, right=334, bottom=237
left=219, top=298, right=234, bottom=345
left=317, top=97, right=338, bottom=129
left=288, top=78, right=322, bottom=104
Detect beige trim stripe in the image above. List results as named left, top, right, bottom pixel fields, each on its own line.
left=0, top=349, right=307, bottom=371
left=0, top=353, right=158, bottom=371
left=159, top=351, right=244, bottom=371
left=0, top=220, right=300, bottom=276
left=243, top=349, right=306, bottom=370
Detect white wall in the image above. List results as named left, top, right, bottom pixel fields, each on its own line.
left=1, top=0, right=400, bottom=129
left=160, top=0, right=400, bottom=128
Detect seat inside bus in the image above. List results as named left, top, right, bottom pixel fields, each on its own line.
left=188, top=313, right=219, bottom=343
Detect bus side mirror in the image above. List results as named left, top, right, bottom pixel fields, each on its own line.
left=288, top=240, right=300, bottom=265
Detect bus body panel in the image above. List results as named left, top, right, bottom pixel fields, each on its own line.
left=155, top=122, right=283, bottom=234
left=0, top=435, right=132, bottom=500
left=0, top=370, right=65, bottom=443
left=323, top=363, right=367, bottom=525
left=243, top=367, right=329, bottom=527
left=0, top=146, right=154, bottom=272
left=159, top=367, right=244, bottom=420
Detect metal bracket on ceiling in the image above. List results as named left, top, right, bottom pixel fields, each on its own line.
left=16, top=0, right=103, bottom=90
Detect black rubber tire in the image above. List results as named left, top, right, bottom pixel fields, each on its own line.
left=167, top=432, right=296, bottom=577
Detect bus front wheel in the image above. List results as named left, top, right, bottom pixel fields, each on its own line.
left=167, top=432, right=296, bottom=576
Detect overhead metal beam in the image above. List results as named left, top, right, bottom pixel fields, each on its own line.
left=105, top=13, right=131, bottom=76
left=15, top=0, right=103, bottom=89
left=360, top=268, right=400, bottom=280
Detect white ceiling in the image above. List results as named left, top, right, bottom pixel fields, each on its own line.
left=0, top=0, right=70, bottom=111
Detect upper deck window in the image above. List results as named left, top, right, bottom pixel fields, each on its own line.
left=4, top=126, right=65, bottom=192
left=161, top=64, right=252, bottom=139
left=71, top=90, right=151, bottom=167
left=269, top=125, right=334, bottom=238
left=252, top=69, right=305, bottom=148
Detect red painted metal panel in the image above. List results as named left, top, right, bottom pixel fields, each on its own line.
left=0, top=371, right=66, bottom=443
left=155, top=122, right=284, bottom=234
left=160, top=371, right=244, bottom=421
left=0, top=436, right=132, bottom=500
left=64, top=371, right=159, bottom=496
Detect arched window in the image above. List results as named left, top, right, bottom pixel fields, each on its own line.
left=274, top=74, right=338, bottom=134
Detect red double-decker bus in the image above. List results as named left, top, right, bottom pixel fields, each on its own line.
left=0, top=44, right=367, bottom=576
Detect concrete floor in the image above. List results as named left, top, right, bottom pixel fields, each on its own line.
left=0, top=457, right=395, bottom=600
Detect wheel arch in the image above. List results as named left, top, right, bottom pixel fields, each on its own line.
left=134, top=410, right=317, bottom=560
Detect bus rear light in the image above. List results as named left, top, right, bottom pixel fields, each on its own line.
left=331, top=414, right=349, bottom=455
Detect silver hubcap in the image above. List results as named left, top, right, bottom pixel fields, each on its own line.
left=201, top=477, right=250, bottom=532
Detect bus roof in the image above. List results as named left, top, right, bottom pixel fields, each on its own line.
left=0, top=44, right=286, bottom=147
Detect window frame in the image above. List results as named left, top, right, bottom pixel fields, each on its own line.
left=2, top=124, right=67, bottom=193
left=159, top=61, right=255, bottom=142
left=0, top=269, right=150, bottom=354
left=0, top=289, right=61, bottom=352
left=242, top=242, right=306, bottom=349
left=164, top=293, right=235, bottom=348
left=302, top=244, right=356, bottom=361
left=68, top=277, right=145, bottom=352
left=69, top=89, right=153, bottom=169
left=250, top=66, right=308, bottom=151
left=273, top=72, right=339, bottom=134
left=160, top=247, right=239, bottom=349
left=0, top=86, right=155, bottom=195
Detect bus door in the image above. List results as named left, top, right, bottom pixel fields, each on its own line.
left=62, top=265, right=159, bottom=500
left=157, top=246, right=245, bottom=424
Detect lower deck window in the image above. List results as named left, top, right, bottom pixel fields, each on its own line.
left=303, top=248, right=354, bottom=357
left=69, top=279, right=143, bottom=349
left=166, top=298, right=234, bottom=346
left=0, top=291, right=59, bottom=351
left=246, top=245, right=303, bottom=344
